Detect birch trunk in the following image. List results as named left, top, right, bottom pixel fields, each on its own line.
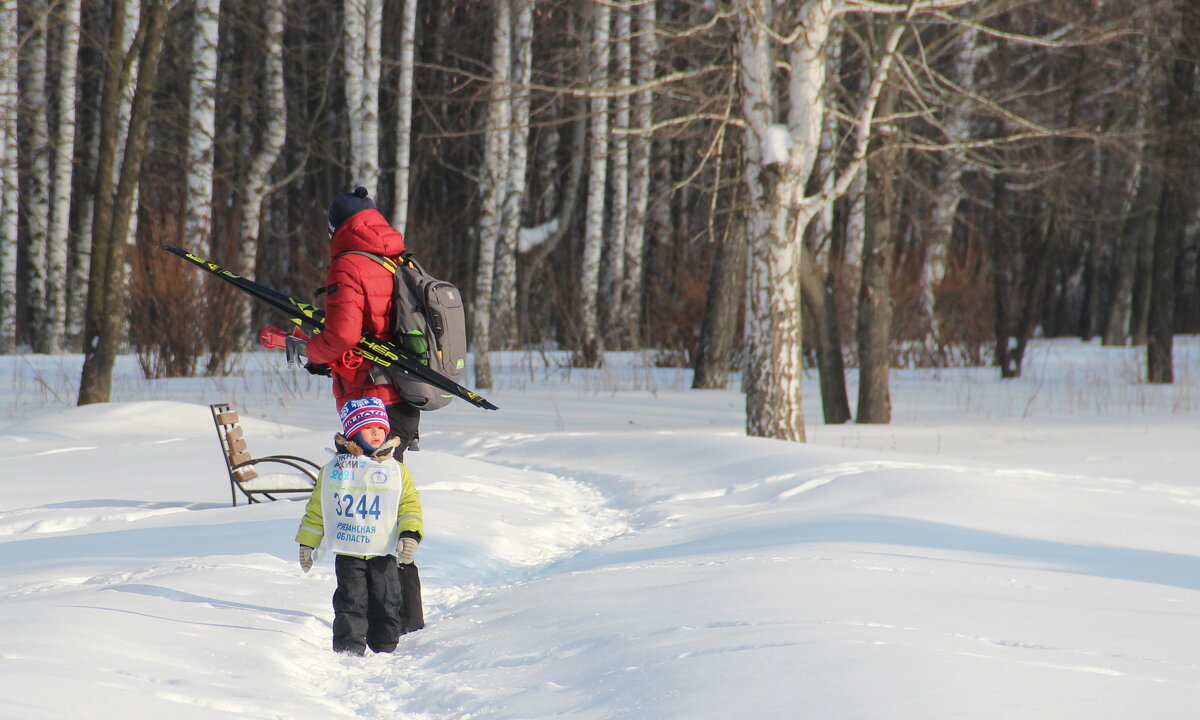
left=237, top=0, right=286, bottom=283
left=738, top=0, right=908, bottom=439
left=0, top=0, right=17, bottom=353
left=391, top=0, right=417, bottom=229
left=361, top=0, right=381, bottom=186
left=493, top=0, right=533, bottom=350
left=344, top=0, right=381, bottom=187
left=577, top=0, right=611, bottom=368
left=601, top=2, right=632, bottom=348
left=622, top=0, right=655, bottom=348
left=343, top=0, right=364, bottom=180
left=839, top=44, right=870, bottom=271
left=42, top=0, right=81, bottom=353
left=738, top=0, right=835, bottom=441
left=184, top=0, right=219, bottom=257
left=472, top=0, right=513, bottom=388
left=117, top=0, right=141, bottom=237
left=24, top=0, right=51, bottom=351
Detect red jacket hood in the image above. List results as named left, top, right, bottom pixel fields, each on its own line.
left=329, top=208, right=406, bottom=257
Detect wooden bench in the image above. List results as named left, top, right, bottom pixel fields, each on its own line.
left=210, top=403, right=320, bottom=506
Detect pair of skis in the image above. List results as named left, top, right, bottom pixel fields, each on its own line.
left=160, top=245, right=498, bottom=411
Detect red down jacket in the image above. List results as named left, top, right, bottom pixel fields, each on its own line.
left=305, top=208, right=406, bottom=409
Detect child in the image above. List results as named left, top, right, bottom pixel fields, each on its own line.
left=295, top=396, right=424, bottom=655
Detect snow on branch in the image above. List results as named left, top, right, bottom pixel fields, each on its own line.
left=519, top=218, right=560, bottom=254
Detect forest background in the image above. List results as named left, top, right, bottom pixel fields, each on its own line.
left=0, top=0, right=1197, bottom=442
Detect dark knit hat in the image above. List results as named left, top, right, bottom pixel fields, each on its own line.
left=327, top=186, right=376, bottom=235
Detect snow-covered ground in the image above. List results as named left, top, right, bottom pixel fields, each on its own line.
left=2, top=339, right=1200, bottom=719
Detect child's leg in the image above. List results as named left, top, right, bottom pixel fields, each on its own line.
left=364, top=555, right=403, bottom=653
left=332, top=555, right=370, bottom=655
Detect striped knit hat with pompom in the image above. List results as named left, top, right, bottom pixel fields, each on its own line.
left=339, top=397, right=390, bottom=439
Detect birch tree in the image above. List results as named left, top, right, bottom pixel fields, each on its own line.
left=237, top=0, right=286, bottom=281
left=184, top=0, right=219, bottom=256
left=601, top=2, right=632, bottom=347
left=23, top=0, right=50, bottom=351
left=735, top=0, right=922, bottom=441
left=41, top=0, right=81, bottom=353
left=344, top=0, right=382, bottom=188
left=391, top=0, right=418, bottom=229
left=493, top=0, right=533, bottom=350
left=472, top=0, right=514, bottom=389
left=577, top=0, right=612, bottom=368
left=0, top=0, right=17, bottom=353
left=621, top=0, right=655, bottom=348
left=736, top=0, right=811, bottom=441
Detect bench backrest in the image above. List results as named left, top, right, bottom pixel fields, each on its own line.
left=211, top=404, right=259, bottom=483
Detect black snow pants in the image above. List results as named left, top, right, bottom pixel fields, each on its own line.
left=385, top=401, right=425, bottom=634
left=385, top=401, right=421, bottom=455
left=398, top=562, right=425, bottom=633
left=332, top=554, right=402, bottom=655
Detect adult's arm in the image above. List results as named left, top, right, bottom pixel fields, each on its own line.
left=305, top=262, right=366, bottom=366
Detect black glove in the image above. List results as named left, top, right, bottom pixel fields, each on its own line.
left=304, top=360, right=332, bottom=377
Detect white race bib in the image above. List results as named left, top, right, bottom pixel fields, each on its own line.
left=320, top=456, right=402, bottom=557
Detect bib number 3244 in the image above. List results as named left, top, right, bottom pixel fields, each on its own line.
left=332, top=492, right=382, bottom=520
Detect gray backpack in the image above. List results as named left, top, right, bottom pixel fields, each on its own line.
left=340, top=251, right=467, bottom=411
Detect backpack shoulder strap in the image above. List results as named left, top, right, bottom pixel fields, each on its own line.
left=336, top=250, right=399, bottom=275
left=399, top=253, right=426, bottom=275
left=313, top=251, right=396, bottom=298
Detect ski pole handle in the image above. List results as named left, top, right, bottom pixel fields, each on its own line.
left=259, top=325, right=310, bottom=350
left=285, top=336, right=309, bottom=366
left=258, top=326, right=289, bottom=350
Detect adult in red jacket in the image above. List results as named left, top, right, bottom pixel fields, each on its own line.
left=305, top=187, right=421, bottom=456
left=305, top=187, right=426, bottom=636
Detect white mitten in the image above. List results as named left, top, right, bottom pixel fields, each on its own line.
left=396, top=537, right=418, bottom=565
left=299, top=545, right=315, bottom=573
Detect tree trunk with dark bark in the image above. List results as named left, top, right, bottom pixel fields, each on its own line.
left=855, top=92, right=897, bottom=425
left=798, top=242, right=850, bottom=424
left=1147, top=0, right=1198, bottom=383
left=692, top=224, right=746, bottom=390
left=79, top=0, right=167, bottom=405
